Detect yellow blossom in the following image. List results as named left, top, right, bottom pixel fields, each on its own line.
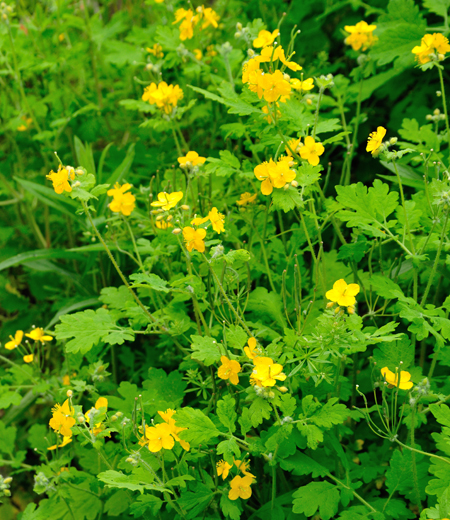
left=85, top=397, right=108, bottom=435
left=412, top=33, right=450, bottom=64
left=151, top=191, right=183, bottom=210
left=299, top=136, right=325, bottom=166
left=48, top=436, right=72, bottom=450
left=208, top=207, right=225, bottom=233
left=229, top=475, right=254, bottom=500
left=366, top=126, right=386, bottom=155
left=206, top=45, right=217, bottom=57
left=285, top=137, right=302, bottom=156
left=194, top=48, right=203, bottom=60
left=291, top=77, right=314, bottom=91
left=216, top=460, right=232, bottom=479
left=147, top=43, right=164, bottom=58
left=183, top=227, right=207, bottom=253
left=236, top=192, right=257, bottom=206
left=23, top=354, right=34, bottom=363
left=234, top=459, right=256, bottom=478
left=26, top=328, right=53, bottom=343
left=5, top=330, right=23, bottom=350
left=257, top=45, right=302, bottom=72
left=178, top=151, right=206, bottom=168
left=156, top=219, right=173, bottom=229
left=49, top=399, right=76, bottom=438
left=145, top=422, right=175, bottom=452
left=254, top=156, right=296, bottom=195
left=244, top=337, right=260, bottom=360
left=218, top=356, right=241, bottom=385
left=142, top=82, right=183, bottom=114
left=199, top=6, right=219, bottom=29
left=158, top=409, right=190, bottom=451
left=381, top=367, right=413, bottom=390
left=46, top=165, right=75, bottom=195
left=253, top=29, right=279, bottom=48
left=344, top=21, right=377, bottom=51
left=248, top=69, right=291, bottom=103
left=262, top=104, right=281, bottom=124
left=107, top=183, right=136, bottom=216
left=252, top=357, right=286, bottom=387
left=326, top=279, right=360, bottom=307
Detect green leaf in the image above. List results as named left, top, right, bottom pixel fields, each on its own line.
left=296, top=423, right=324, bottom=450
left=54, top=307, right=135, bottom=354
left=74, top=136, right=96, bottom=174
left=430, top=403, right=450, bottom=428
left=28, top=424, right=50, bottom=452
left=129, top=273, right=170, bottom=292
left=278, top=394, right=297, bottom=417
left=190, top=335, right=222, bottom=365
left=220, top=493, right=242, bottom=520
left=226, top=325, right=247, bottom=349
left=424, top=0, right=450, bottom=18
left=97, top=470, right=168, bottom=493
left=217, top=395, right=237, bottom=433
left=271, top=186, right=303, bottom=212
left=129, top=495, right=163, bottom=518
left=0, top=422, right=16, bottom=454
left=223, top=249, right=251, bottom=265
left=178, top=482, right=214, bottom=520
left=217, top=438, right=241, bottom=464
left=175, top=407, right=220, bottom=445
left=103, top=490, right=132, bottom=517
left=165, top=475, right=196, bottom=488
left=297, top=163, right=322, bottom=188
left=189, top=83, right=260, bottom=116
left=373, top=336, right=414, bottom=370
left=292, top=481, right=340, bottom=520
left=246, top=287, right=286, bottom=328
left=385, top=449, right=428, bottom=502
left=238, top=407, right=253, bottom=436
left=0, top=391, right=22, bottom=409
left=248, top=396, right=272, bottom=427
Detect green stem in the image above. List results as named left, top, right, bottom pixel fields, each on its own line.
left=438, top=66, right=450, bottom=162
left=123, top=216, right=144, bottom=270
left=392, top=160, right=415, bottom=255
left=345, top=73, right=364, bottom=185
left=395, top=438, right=450, bottom=466
left=327, top=474, right=377, bottom=513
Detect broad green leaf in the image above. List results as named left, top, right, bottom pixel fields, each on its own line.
left=217, top=395, right=237, bottom=432
left=129, top=273, right=170, bottom=292
left=190, top=335, right=222, bottom=365
left=292, top=481, right=340, bottom=519
left=98, top=470, right=168, bottom=493
left=175, top=407, right=220, bottom=445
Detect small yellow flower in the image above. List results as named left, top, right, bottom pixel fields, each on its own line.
left=216, top=460, right=232, bottom=480
left=151, top=191, right=183, bottom=211
left=145, top=423, right=175, bottom=452
left=285, top=138, right=302, bottom=156
left=156, top=219, right=173, bottom=229
left=158, top=409, right=190, bottom=451
left=254, top=157, right=296, bottom=195
left=366, top=126, right=386, bottom=155
left=182, top=227, right=207, bottom=253
left=234, top=459, right=256, bottom=478
left=326, top=279, right=360, bottom=307
left=244, top=337, right=259, bottom=360
left=412, top=33, right=450, bottom=64
left=107, top=183, right=136, bottom=216
left=47, top=436, right=72, bottom=450
left=229, top=475, right=254, bottom=500
left=5, top=330, right=23, bottom=350
left=23, top=354, right=34, bottom=363
left=147, top=43, right=164, bottom=58
left=208, top=207, right=225, bottom=234
left=193, top=48, right=203, bottom=60
left=177, top=151, right=206, bottom=168
left=299, top=136, right=325, bottom=166
left=62, top=374, right=71, bottom=386
left=252, top=357, right=286, bottom=387
left=49, top=400, right=76, bottom=438
left=291, top=77, right=314, bottom=91
left=218, top=356, right=241, bottom=385
left=46, top=165, right=75, bottom=195
left=142, top=82, right=183, bottom=114
left=253, top=29, right=279, bottom=48
left=26, top=328, right=53, bottom=343
left=381, top=367, right=413, bottom=390
left=206, top=45, right=217, bottom=57
left=236, top=192, right=257, bottom=206
left=344, top=21, right=377, bottom=51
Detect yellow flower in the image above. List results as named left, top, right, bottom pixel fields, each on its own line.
left=177, top=151, right=206, bottom=168
left=46, top=165, right=75, bottom=195
left=381, top=367, right=413, bottom=390
left=299, top=136, right=325, bottom=166
left=26, top=328, right=53, bottom=343
left=147, top=43, right=164, bottom=58
left=85, top=397, right=108, bottom=435
left=145, top=422, right=175, bottom=452
left=247, top=68, right=291, bottom=103
left=206, top=44, right=217, bottom=57
left=63, top=374, right=71, bottom=386
left=262, top=104, right=281, bottom=124
left=236, top=192, right=257, bottom=206
left=208, top=207, right=225, bottom=234
left=158, top=409, right=190, bottom=451
left=17, top=124, right=27, bottom=131
left=156, top=219, right=173, bottom=229
left=253, top=29, right=279, bottom=48
left=182, top=227, right=207, bottom=253
left=234, top=459, right=256, bottom=478
left=254, top=156, right=296, bottom=195
left=216, top=460, right=232, bottom=480
left=229, top=475, right=254, bottom=500
left=142, top=82, right=184, bottom=114
left=218, top=356, right=241, bottom=385
left=326, top=279, right=360, bottom=307
left=285, top=138, right=302, bottom=156
left=23, top=354, right=34, bottom=363
left=49, top=399, right=76, bottom=438
left=412, top=33, right=450, bottom=64
left=244, top=337, right=260, bottom=360
left=257, top=46, right=302, bottom=72
left=252, top=357, right=286, bottom=387
left=291, top=77, right=314, bottom=91
left=199, top=6, right=220, bottom=29
left=344, top=21, right=377, bottom=51
left=5, top=330, right=23, bottom=350
left=242, top=57, right=261, bottom=84
left=151, top=191, right=183, bottom=210
left=366, top=126, right=386, bottom=155
left=107, top=183, right=136, bottom=216
left=47, top=436, right=72, bottom=450
left=194, top=48, right=203, bottom=60
left=154, top=0, right=164, bottom=3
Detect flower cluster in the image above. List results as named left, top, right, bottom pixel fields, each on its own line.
left=412, top=33, right=450, bottom=64
left=141, top=409, right=190, bottom=452
left=254, top=156, right=296, bottom=195
left=344, top=21, right=377, bottom=51
left=147, top=43, right=163, bottom=58
left=172, top=6, right=219, bottom=41
left=142, top=81, right=184, bottom=115
left=236, top=192, right=257, bottom=206
left=216, top=458, right=256, bottom=500
left=107, top=183, right=136, bottom=216
left=46, top=164, right=81, bottom=194
left=4, top=326, right=53, bottom=364
left=191, top=207, right=225, bottom=234
left=326, top=279, right=360, bottom=314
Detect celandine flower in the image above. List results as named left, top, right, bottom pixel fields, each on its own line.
left=182, top=227, right=207, bottom=252
left=178, top=151, right=206, bottom=168
left=26, top=328, right=53, bottom=343
left=291, top=77, right=314, bottom=92
left=412, top=33, right=450, bottom=64
left=244, top=337, right=260, bottom=360
left=366, top=126, right=386, bottom=155
left=251, top=357, right=286, bottom=387
left=145, top=423, right=175, bottom=452
left=229, top=475, right=254, bottom=500
left=344, top=21, right=377, bottom=51
left=158, top=409, right=190, bottom=451
left=147, top=44, right=164, bottom=58
left=218, top=356, right=241, bottom=385
left=5, top=330, right=23, bottom=350
left=381, top=367, right=413, bottom=390
left=326, top=279, right=360, bottom=307
left=236, top=192, right=257, bottom=206
left=254, top=156, right=296, bottom=195
left=216, top=460, right=232, bottom=479
left=107, top=183, right=136, bottom=216
left=46, top=165, right=75, bottom=194
left=47, top=436, right=72, bottom=451
left=151, top=191, right=183, bottom=211
left=49, top=399, right=76, bottom=438
left=23, top=354, right=34, bottom=363
left=142, top=82, right=183, bottom=114
left=299, top=136, right=325, bottom=166
left=253, top=29, right=279, bottom=48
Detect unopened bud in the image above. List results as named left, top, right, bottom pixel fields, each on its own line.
left=437, top=90, right=442, bottom=97
left=283, top=73, right=291, bottom=81
left=66, top=390, right=73, bottom=397
left=434, top=108, right=441, bottom=116
left=166, top=215, right=173, bottom=221
left=268, top=391, right=275, bottom=398
left=326, top=301, right=335, bottom=308
left=180, top=204, right=190, bottom=210
left=306, top=98, right=312, bottom=105
left=334, top=306, right=341, bottom=314
left=347, top=306, right=355, bottom=314
left=426, top=114, right=433, bottom=120
left=278, top=386, right=288, bottom=393
left=236, top=22, right=242, bottom=31
left=438, top=53, right=445, bottom=61
left=3, top=478, right=12, bottom=484
left=290, top=180, right=298, bottom=187
left=172, top=228, right=182, bottom=235
left=72, top=181, right=81, bottom=188
left=155, top=215, right=164, bottom=221
left=3, top=489, right=10, bottom=497
left=145, top=63, right=153, bottom=70
left=389, top=137, right=397, bottom=145
left=248, top=49, right=255, bottom=58
left=284, top=183, right=290, bottom=190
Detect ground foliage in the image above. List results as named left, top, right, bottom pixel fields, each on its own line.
left=1, top=0, right=450, bottom=519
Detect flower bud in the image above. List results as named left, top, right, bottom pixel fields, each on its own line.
left=236, top=22, right=242, bottom=31
left=172, top=228, right=182, bottom=235
left=326, top=301, right=335, bottom=308
left=290, top=180, right=298, bottom=187
left=72, top=181, right=81, bottom=188
left=347, top=306, right=355, bottom=314
left=389, top=137, right=397, bottom=145
left=438, top=53, right=445, bottom=61
left=66, top=390, right=73, bottom=398
left=278, top=386, right=288, bottom=393
left=434, top=108, right=441, bottom=116
left=283, top=73, right=291, bottom=81
left=145, top=63, right=153, bottom=71
left=3, top=477, right=12, bottom=484
left=268, top=391, right=275, bottom=398
left=166, top=215, right=173, bottom=221
left=306, top=98, right=312, bottom=105
left=248, top=49, right=255, bottom=58
left=3, top=489, right=10, bottom=497
left=437, top=90, right=442, bottom=96
left=426, top=114, right=433, bottom=120
left=284, top=183, right=290, bottom=190
left=180, top=204, right=190, bottom=210
left=334, top=306, right=341, bottom=314
left=155, top=215, right=164, bottom=221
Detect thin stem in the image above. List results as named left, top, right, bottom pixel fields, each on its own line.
left=395, top=438, right=450, bottom=466
left=438, top=66, right=450, bottom=162
left=392, top=160, right=415, bottom=255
